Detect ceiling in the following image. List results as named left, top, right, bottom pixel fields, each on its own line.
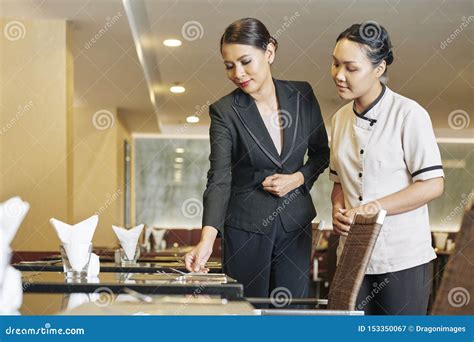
left=1, top=0, right=472, bottom=134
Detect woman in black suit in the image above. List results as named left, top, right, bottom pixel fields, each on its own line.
left=185, top=18, right=329, bottom=301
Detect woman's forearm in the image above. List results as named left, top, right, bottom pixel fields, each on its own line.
left=331, top=183, right=345, bottom=210
left=365, top=177, right=444, bottom=215
left=200, top=226, right=218, bottom=245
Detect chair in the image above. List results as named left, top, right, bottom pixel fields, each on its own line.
left=311, top=220, right=326, bottom=262
left=327, top=210, right=387, bottom=310
left=431, top=203, right=473, bottom=315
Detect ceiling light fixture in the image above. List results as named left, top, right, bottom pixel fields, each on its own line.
left=163, top=39, right=182, bottom=47
left=186, top=115, right=199, bottom=123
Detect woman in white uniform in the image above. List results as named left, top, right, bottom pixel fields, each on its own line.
left=329, top=22, right=445, bottom=315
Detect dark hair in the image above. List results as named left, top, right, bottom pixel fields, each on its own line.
left=220, top=18, right=278, bottom=52
left=337, top=21, right=393, bottom=75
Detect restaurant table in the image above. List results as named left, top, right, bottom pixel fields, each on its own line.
left=13, top=260, right=222, bottom=273
left=61, top=295, right=256, bottom=315
left=20, top=293, right=254, bottom=315
left=20, top=293, right=362, bottom=316
left=20, top=271, right=243, bottom=300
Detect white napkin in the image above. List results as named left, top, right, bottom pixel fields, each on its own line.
left=50, top=215, right=99, bottom=274
left=0, top=248, right=11, bottom=284
left=151, top=228, right=166, bottom=251
left=112, top=224, right=144, bottom=260
left=0, top=196, right=30, bottom=247
left=65, top=293, right=90, bottom=310
left=64, top=277, right=100, bottom=310
left=0, top=266, right=23, bottom=315
left=63, top=243, right=91, bottom=272
left=0, top=196, right=29, bottom=315
left=88, top=253, right=100, bottom=277
left=50, top=215, right=98, bottom=244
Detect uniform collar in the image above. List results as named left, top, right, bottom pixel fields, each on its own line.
left=353, top=84, right=386, bottom=120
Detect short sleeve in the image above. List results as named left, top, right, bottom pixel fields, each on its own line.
left=329, top=114, right=341, bottom=183
left=402, top=106, right=444, bottom=182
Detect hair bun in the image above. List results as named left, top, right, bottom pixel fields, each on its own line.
left=385, top=50, right=394, bottom=65
left=268, top=36, right=278, bottom=50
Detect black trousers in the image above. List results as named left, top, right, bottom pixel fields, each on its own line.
left=223, top=215, right=312, bottom=305
left=356, top=262, right=432, bottom=315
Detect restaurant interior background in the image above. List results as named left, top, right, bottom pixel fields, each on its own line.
left=0, top=0, right=472, bottom=315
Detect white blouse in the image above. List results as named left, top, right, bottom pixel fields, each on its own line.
left=260, top=111, right=283, bottom=155
left=329, top=85, right=444, bottom=274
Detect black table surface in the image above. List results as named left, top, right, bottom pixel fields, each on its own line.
left=21, top=271, right=243, bottom=299
left=13, top=261, right=222, bottom=273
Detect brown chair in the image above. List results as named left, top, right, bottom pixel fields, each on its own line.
left=432, top=203, right=474, bottom=315
left=328, top=209, right=387, bottom=311
left=311, top=220, right=326, bottom=262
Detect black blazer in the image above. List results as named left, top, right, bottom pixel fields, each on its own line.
left=202, top=79, right=329, bottom=235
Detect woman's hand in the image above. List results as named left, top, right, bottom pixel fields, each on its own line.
left=334, top=205, right=372, bottom=236
left=262, top=171, right=304, bottom=197
left=184, top=226, right=217, bottom=273
left=332, top=207, right=352, bottom=236
left=184, top=241, right=212, bottom=273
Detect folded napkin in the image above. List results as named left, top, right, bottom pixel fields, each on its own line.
left=0, top=266, right=23, bottom=315
left=0, top=248, right=12, bottom=284
left=0, top=196, right=30, bottom=248
left=151, top=228, right=166, bottom=251
left=50, top=215, right=98, bottom=244
left=143, top=227, right=166, bottom=252
left=0, top=196, right=29, bottom=315
left=50, top=215, right=99, bottom=275
left=112, top=224, right=144, bottom=260
left=88, top=253, right=100, bottom=277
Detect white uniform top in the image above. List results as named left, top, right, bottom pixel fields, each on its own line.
left=329, top=85, right=444, bottom=274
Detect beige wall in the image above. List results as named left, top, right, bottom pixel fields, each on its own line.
left=1, top=20, right=73, bottom=251
left=73, top=107, right=131, bottom=248
left=0, top=19, right=131, bottom=251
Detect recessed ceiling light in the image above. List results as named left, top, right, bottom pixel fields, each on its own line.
left=175, top=148, right=185, bottom=153
left=170, top=85, right=185, bottom=93
left=186, top=115, right=199, bottom=123
left=175, top=157, right=184, bottom=163
left=163, top=39, right=182, bottom=47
